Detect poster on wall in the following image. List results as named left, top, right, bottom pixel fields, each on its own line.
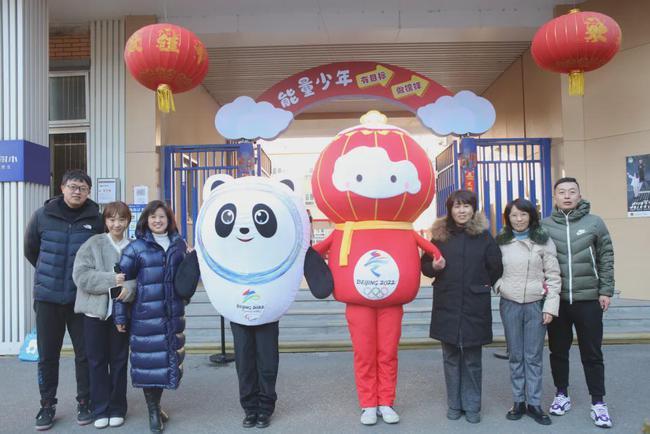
left=96, top=178, right=118, bottom=204
left=626, top=154, right=650, bottom=217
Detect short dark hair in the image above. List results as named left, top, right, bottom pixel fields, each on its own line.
left=135, top=200, right=178, bottom=236
left=61, top=169, right=92, bottom=188
left=102, top=201, right=132, bottom=232
left=553, top=177, right=580, bottom=191
left=446, top=190, right=477, bottom=216
left=503, top=198, right=540, bottom=231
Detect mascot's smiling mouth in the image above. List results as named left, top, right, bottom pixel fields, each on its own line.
left=237, top=237, right=254, bottom=242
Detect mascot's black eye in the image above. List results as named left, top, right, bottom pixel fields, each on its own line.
left=252, top=204, right=277, bottom=238
left=221, top=209, right=235, bottom=225
left=390, top=175, right=397, bottom=183
left=215, top=203, right=236, bottom=238
left=356, top=174, right=363, bottom=182
left=254, top=209, right=269, bottom=225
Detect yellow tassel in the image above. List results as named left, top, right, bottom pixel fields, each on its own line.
left=156, top=84, right=176, bottom=113
left=568, top=71, right=584, bottom=96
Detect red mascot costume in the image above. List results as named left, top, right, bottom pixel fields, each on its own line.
left=312, top=110, right=443, bottom=424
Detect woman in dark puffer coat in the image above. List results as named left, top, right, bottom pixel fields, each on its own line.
left=114, top=200, right=187, bottom=433
left=421, top=190, right=503, bottom=424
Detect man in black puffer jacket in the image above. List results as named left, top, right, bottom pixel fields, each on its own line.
left=24, top=169, right=103, bottom=431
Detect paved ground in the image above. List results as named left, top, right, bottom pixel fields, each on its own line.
left=1, top=345, right=649, bottom=434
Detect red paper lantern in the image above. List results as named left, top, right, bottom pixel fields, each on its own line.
left=124, top=24, right=209, bottom=112
left=312, top=111, right=435, bottom=224
left=531, top=9, right=621, bottom=96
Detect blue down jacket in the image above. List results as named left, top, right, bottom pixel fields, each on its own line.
left=114, top=229, right=187, bottom=389
left=24, top=196, right=103, bottom=304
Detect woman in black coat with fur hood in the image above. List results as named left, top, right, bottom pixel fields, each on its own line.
left=421, top=190, right=503, bottom=424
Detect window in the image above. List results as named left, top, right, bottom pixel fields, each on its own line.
left=49, top=72, right=89, bottom=195
left=49, top=72, right=89, bottom=125
left=305, top=192, right=315, bottom=205
left=49, top=131, right=88, bottom=195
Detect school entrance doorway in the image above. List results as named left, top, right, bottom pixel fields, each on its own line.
left=435, top=137, right=553, bottom=233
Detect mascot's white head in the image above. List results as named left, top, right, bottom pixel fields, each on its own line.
left=196, top=174, right=307, bottom=285
left=195, top=174, right=309, bottom=325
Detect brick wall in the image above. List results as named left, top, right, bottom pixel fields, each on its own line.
left=49, top=32, right=90, bottom=60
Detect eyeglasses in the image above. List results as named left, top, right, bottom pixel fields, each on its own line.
left=65, top=184, right=90, bottom=193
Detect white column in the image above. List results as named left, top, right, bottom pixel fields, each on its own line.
left=89, top=19, right=126, bottom=200
left=0, top=0, right=49, bottom=354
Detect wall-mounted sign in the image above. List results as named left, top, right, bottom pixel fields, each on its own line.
left=133, top=185, right=149, bottom=205
left=627, top=154, right=649, bottom=217
left=0, top=140, right=50, bottom=185
left=96, top=178, right=119, bottom=204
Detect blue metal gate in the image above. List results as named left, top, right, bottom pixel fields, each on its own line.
left=162, top=143, right=271, bottom=244
left=435, top=138, right=552, bottom=234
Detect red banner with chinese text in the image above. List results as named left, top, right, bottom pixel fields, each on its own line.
left=256, top=62, right=451, bottom=115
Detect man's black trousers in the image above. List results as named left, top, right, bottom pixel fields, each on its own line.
left=34, top=300, right=89, bottom=404
left=231, top=321, right=279, bottom=416
left=547, top=300, right=605, bottom=398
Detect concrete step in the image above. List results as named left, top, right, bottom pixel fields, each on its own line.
left=182, top=288, right=650, bottom=350
left=62, top=286, right=650, bottom=351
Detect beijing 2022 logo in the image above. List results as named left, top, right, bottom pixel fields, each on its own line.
left=236, top=289, right=265, bottom=321
left=353, top=250, right=399, bottom=300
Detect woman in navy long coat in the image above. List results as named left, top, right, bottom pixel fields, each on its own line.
left=114, top=200, right=187, bottom=433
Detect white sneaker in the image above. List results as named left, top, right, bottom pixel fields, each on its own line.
left=549, top=394, right=571, bottom=416
left=591, top=403, right=613, bottom=428
left=93, top=418, right=109, bottom=429
left=360, top=407, right=377, bottom=425
left=377, top=406, right=400, bottom=424
left=109, top=416, right=124, bottom=427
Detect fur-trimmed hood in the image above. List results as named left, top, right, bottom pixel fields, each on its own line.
left=430, top=212, right=489, bottom=243
left=496, top=225, right=549, bottom=245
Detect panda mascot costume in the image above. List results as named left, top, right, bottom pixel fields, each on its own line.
left=176, top=174, right=332, bottom=429
left=311, top=111, right=443, bottom=425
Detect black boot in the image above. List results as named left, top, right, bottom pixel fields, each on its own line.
left=256, top=413, right=271, bottom=428
left=527, top=404, right=552, bottom=425
left=242, top=413, right=257, bottom=428
left=506, top=402, right=526, bottom=420
left=144, top=388, right=164, bottom=433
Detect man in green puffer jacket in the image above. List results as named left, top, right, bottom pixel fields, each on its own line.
left=541, top=177, right=615, bottom=429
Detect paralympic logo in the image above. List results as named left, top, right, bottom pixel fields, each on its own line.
left=363, top=250, right=388, bottom=277
left=241, top=289, right=261, bottom=304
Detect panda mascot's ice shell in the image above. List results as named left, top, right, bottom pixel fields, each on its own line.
left=195, top=174, right=310, bottom=326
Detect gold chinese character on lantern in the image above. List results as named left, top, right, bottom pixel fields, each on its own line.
left=126, top=34, right=143, bottom=54
left=584, top=17, right=608, bottom=43
left=194, top=41, right=205, bottom=65
left=156, top=28, right=180, bottom=53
